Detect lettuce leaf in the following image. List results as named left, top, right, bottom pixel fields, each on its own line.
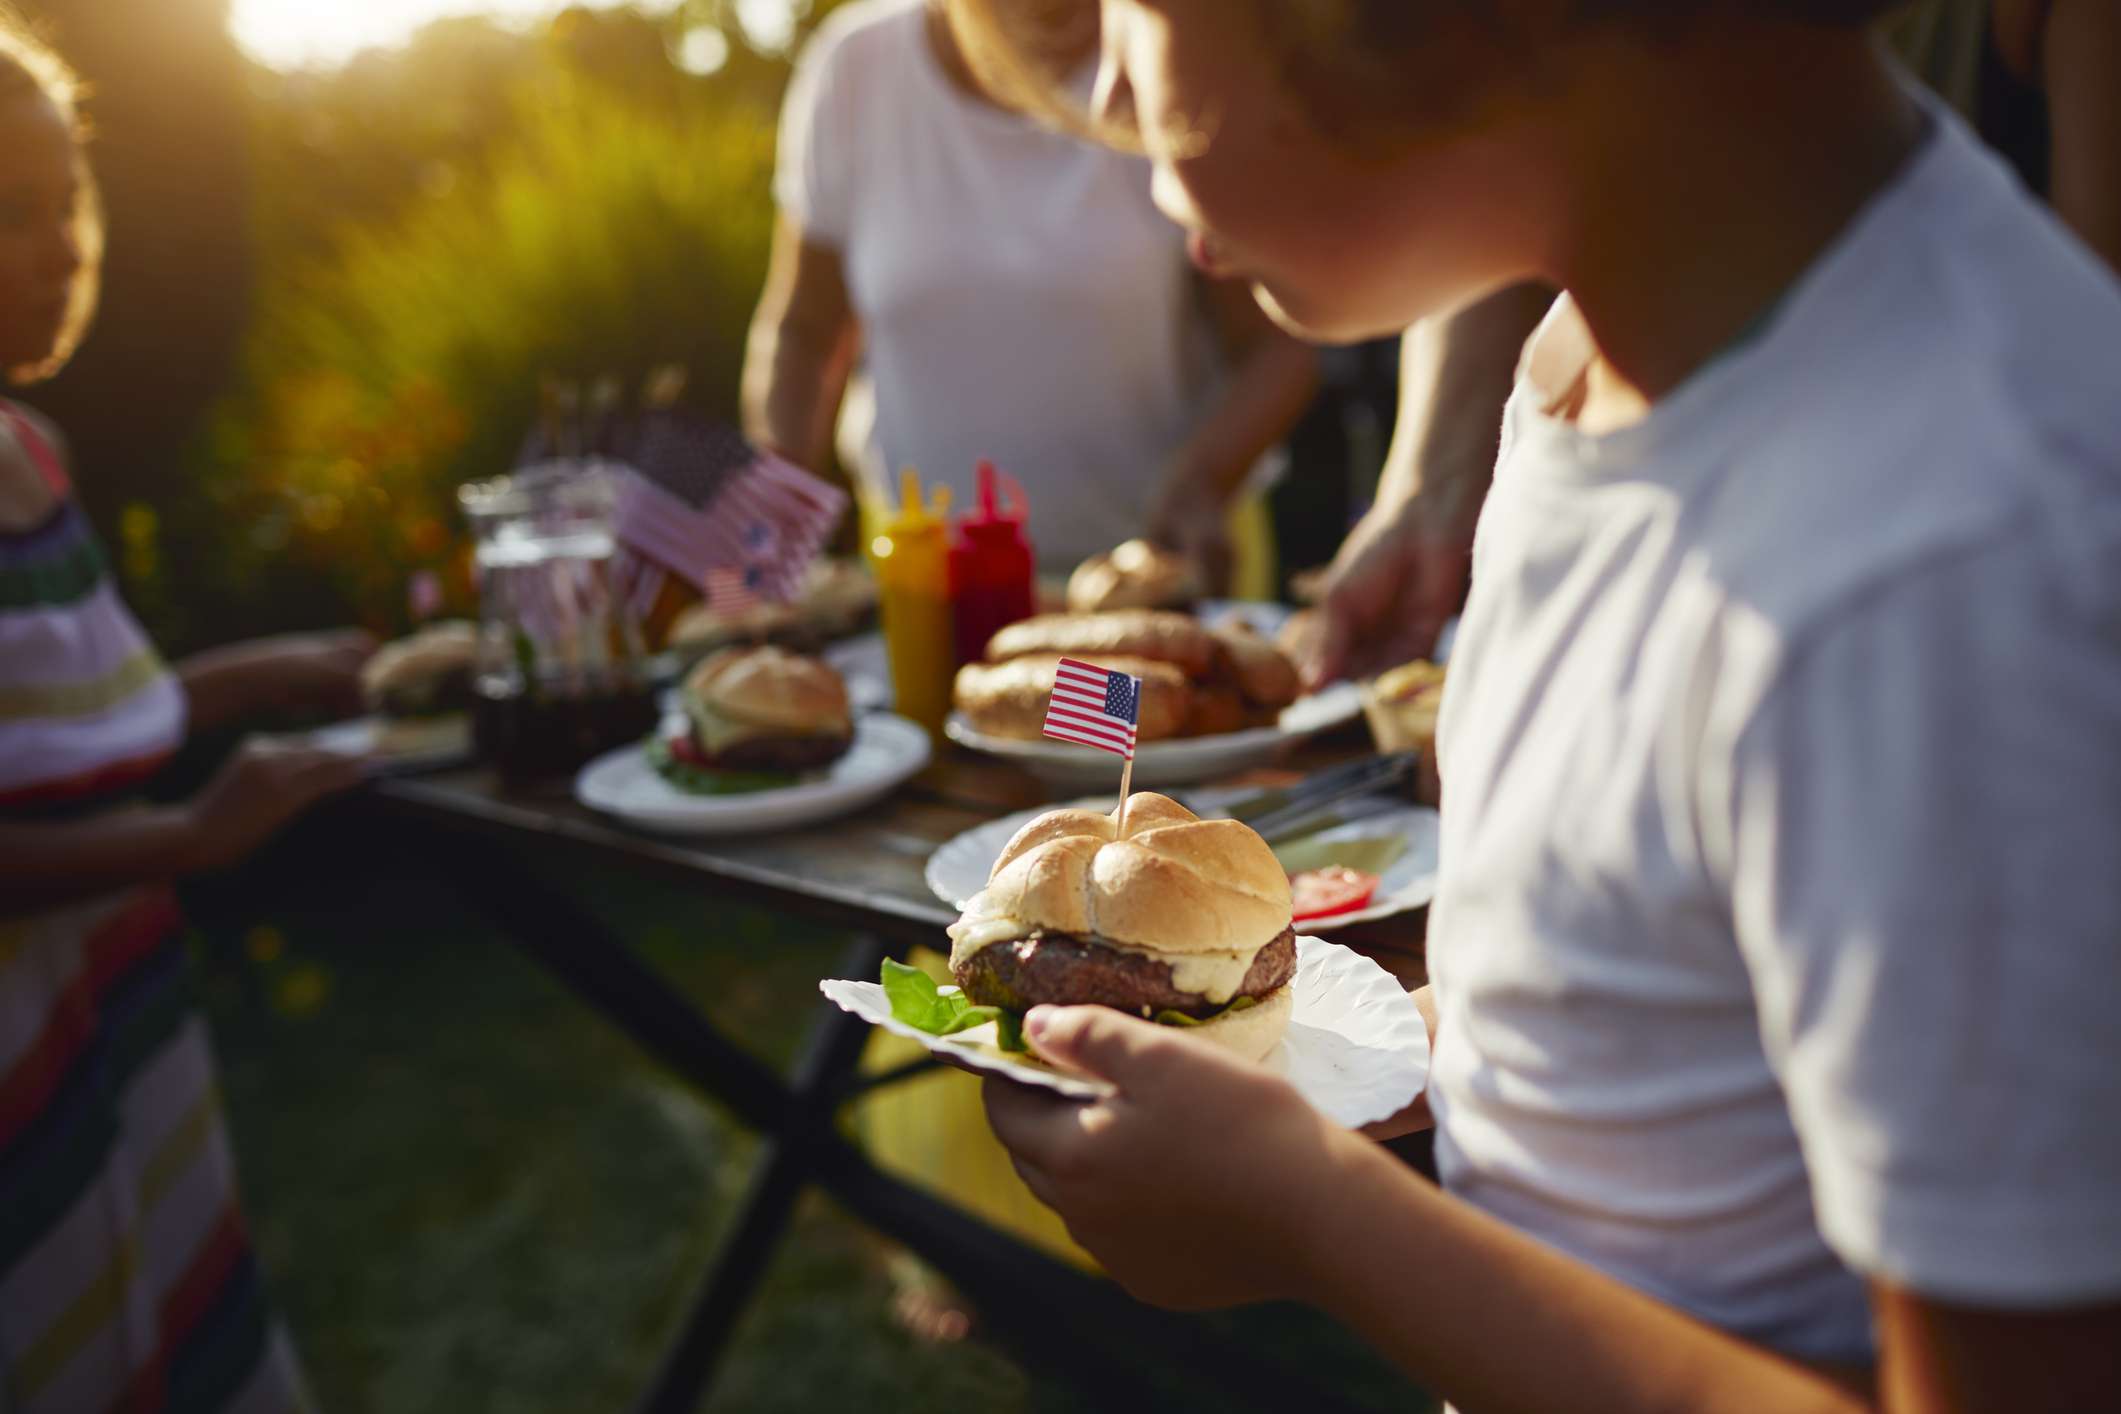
left=644, top=736, right=797, bottom=796
left=881, top=959, right=1027, bottom=1051
left=883, top=961, right=1256, bottom=1055
left=1152, top=994, right=1259, bottom=1029
left=1271, top=832, right=1407, bottom=879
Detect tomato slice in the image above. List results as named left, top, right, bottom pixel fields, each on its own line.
left=666, top=731, right=712, bottom=768
left=1289, top=865, right=1381, bottom=923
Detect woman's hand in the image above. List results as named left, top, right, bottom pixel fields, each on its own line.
left=1306, top=497, right=1470, bottom=688
left=179, top=736, right=370, bottom=874
left=982, top=1004, right=1349, bottom=1310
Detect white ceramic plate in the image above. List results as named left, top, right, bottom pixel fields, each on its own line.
left=924, top=790, right=1439, bottom=932
left=575, top=712, right=932, bottom=836
left=304, top=714, right=474, bottom=775
left=820, top=935, right=1429, bottom=1129
left=945, top=679, right=1363, bottom=792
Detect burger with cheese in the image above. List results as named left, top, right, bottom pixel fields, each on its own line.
left=651, top=645, right=853, bottom=790
left=360, top=620, right=478, bottom=754
left=945, top=792, right=1297, bottom=1061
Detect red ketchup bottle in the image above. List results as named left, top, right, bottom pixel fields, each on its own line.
left=948, top=460, right=1036, bottom=667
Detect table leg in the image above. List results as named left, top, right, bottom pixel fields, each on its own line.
left=634, top=936, right=889, bottom=1414
left=436, top=834, right=793, bottom=1131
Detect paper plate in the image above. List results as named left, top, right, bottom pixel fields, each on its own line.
left=945, top=680, right=1363, bottom=792
left=820, top=935, right=1428, bottom=1129
left=575, top=712, right=932, bottom=836
left=304, top=714, right=473, bottom=775
left=925, top=790, right=1438, bottom=932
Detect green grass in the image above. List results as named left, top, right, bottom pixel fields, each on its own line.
left=192, top=860, right=1430, bottom=1412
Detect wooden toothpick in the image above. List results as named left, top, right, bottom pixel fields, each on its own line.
left=1117, top=755, right=1135, bottom=836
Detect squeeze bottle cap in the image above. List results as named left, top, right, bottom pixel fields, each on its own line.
left=879, top=467, right=949, bottom=537
left=958, top=460, right=1028, bottom=537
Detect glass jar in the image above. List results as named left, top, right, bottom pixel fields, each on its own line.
left=459, top=461, right=658, bottom=784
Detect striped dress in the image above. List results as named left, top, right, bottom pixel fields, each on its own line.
left=0, top=402, right=309, bottom=1413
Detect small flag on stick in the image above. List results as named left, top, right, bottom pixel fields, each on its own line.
left=1043, top=658, right=1141, bottom=758
left=704, top=564, right=766, bottom=617
left=1043, top=657, right=1144, bottom=829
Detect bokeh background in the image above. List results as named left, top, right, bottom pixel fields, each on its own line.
left=12, top=4, right=1418, bottom=1408
left=27, top=0, right=849, bottom=655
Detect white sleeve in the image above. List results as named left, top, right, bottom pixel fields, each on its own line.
left=772, top=18, right=856, bottom=247
left=1725, top=531, right=2121, bottom=1308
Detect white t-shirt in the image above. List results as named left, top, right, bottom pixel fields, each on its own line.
left=1428, top=103, right=2121, bottom=1364
left=774, top=0, right=1227, bottom=568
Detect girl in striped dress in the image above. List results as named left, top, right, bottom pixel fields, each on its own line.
left=1, top=18, right=377, bottom=1411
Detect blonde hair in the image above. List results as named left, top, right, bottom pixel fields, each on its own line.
left=0, top=3, right=102, bottom=385
left=941, top=0, right=1106, bottom=135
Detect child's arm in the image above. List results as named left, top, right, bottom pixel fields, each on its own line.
left=986, top=1007, right=2120, bottom=1414
left=1307, top=282, right=1551, bottom=685
left=740, top=214, right=860, bottom=474
left=2037, top=0, right=2121, bottom=272
left=1995, top=0, right=2121, bottom=273
left=0, top=738, right=366, bottom=917
left=175, top=630, right=374, bottom=737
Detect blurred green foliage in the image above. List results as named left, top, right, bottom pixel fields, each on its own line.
left=155, top=5, right=851, bottom=646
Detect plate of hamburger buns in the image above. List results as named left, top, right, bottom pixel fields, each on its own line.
left=948, top=605, right=1362, bottom=789
left=821, top=792, right=1430, bottom=1127
left=575, top=644, right=930, bottom=835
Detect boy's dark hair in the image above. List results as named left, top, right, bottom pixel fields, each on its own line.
left=1570, top=0, right=1907, bottom=24
left=0, top=3, right=102, bottom=385
left=1269, top=0, right=1915, bottom=147
left=959, top=0, right=1910, bottom=155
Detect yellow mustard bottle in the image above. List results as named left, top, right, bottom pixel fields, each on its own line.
left=872, top=468, right=955, bottom=738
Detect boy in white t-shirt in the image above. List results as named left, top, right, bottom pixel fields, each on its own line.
left=966, top=0, right=2121, bottom=1409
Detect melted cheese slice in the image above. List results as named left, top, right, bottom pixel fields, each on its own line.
left=685, top=698, right=774, bottom=754
left=945, top=915, right=1263, bottom=1005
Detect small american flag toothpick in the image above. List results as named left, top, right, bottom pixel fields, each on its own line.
left=1043, top=658, right=1144, bottom=828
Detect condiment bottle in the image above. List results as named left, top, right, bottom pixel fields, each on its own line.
left=872, top=467, right=955, bottom=737
left=947, top=460, right=1036, bottom=667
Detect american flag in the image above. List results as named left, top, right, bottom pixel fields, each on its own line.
left=1043, top=658, right=1142, bottom=759
left=704, top=564, right=765, bottom=616
left=611, top=430, right=846, bottom=608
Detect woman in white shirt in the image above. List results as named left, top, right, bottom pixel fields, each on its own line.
left=739, top=0, right=1318, bottom=586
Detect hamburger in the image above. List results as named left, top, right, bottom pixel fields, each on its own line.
left=360, top=621, right=478, bottom=753
left=946, top=792, right=1297, bottom=1061
left=653, top=645, right=853, bottom=787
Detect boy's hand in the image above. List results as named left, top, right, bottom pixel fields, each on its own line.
left=179, top=737, right=369, bottom=874
left=982, top=1004, right=1347, bottom=1310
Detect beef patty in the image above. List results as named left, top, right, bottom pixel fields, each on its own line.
left=697, top=732, right=852, bottom=773
left=953, top=927, right=1296, bottom=1018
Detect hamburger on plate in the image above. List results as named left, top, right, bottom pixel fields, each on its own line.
left=652, top=645, right=853, bottom=791
left=946, top=792, right=1297, bottom=1061
left=360, top=620, right=478, bottom=754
